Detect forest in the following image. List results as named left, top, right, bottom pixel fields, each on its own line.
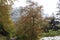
left=0, top=0, right=60, bottom=40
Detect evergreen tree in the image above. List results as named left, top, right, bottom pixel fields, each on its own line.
left=55, top=0, right=60, bottom=22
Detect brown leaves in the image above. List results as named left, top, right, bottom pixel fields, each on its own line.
left=15, top=1, right=45, bottom=40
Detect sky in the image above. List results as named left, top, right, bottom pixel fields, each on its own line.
left=13, top=0, right=58, bottom=16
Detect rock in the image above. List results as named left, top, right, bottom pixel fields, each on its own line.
left=40, top=36, right=60, bottom=40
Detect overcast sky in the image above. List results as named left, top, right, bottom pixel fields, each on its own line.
left=13, top=0, right=58, bottom=16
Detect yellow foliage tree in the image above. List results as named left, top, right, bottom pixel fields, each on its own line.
left=0, top=0, right=16, bottom=38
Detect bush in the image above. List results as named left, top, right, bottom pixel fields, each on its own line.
left=42, top=30, right=60, bottom=37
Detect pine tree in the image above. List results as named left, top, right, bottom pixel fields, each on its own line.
left=55, top=0, right=60, bottom=22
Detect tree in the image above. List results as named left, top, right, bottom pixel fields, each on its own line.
left=0, top=0, right=16, bottom=40
left=15, top=1, right=49, bottom=40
